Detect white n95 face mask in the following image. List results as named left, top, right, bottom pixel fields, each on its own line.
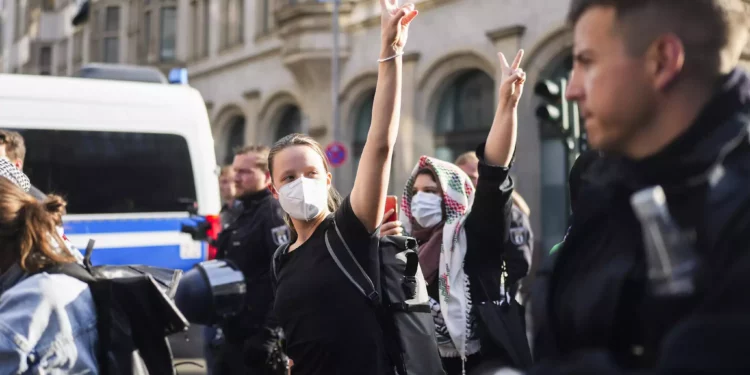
left=411, top=192, right=443, bottom=228
left=278, top=177, right=329, bottom=221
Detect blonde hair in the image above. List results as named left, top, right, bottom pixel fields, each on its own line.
left=454, top=151, right=479, bottom=167
left=0, top=178, right=74, bottom=273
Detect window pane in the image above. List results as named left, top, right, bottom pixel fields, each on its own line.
left=238, top=0, right=244, bottom=41
left=435, top=84, right=457, bottom=134
left=144, top=11, right=151, bottom=55
left=160, top=7, right=177, bottom=61
left=275, top=106, right=302, bottom=141
left=354, top=90, right=375, bottom=143
left=436, top=70, right=494, bottom=134
left=73, top=31, right=83, bottom=62
left=11, top=129, right=197, bottom=214
left=456, top=70, right=494, bottom=131
left=262, top=0, right=269, bottom=32
left=202, top=0, right=210, bottom=56
left=39, top=46, right=52, bottom=75
left=39, top=46, right=52, bottom=66
left=105, top=6, right=120, bottom=32
left=103, top=37, right=119, bottom=63
left=58, top=40, right=68, bottom=66
left=224, top=117, right=246, bottom=165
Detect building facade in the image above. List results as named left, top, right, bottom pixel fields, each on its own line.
left=3, top=0, right=750, bottom=251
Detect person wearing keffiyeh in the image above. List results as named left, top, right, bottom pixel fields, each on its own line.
left=395, top=47, right=528, bottom=375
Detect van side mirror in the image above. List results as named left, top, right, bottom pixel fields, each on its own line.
left=178, top=198, right=199, bottom=216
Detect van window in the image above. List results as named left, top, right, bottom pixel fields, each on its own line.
left=12, top=129, right=197, bottom=215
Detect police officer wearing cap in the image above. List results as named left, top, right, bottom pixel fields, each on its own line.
left=214, top=145, right=290, bottom=375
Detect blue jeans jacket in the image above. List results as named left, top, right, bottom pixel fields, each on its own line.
left=0, top=264, right=98, bottom=374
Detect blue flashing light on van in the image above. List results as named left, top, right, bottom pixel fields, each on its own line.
left=169, top=68, right=189, bottom=85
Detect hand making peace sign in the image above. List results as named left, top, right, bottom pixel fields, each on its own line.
left=380, top=0, right=419, bottom=55
left=498, top=49, right=527, bottom=108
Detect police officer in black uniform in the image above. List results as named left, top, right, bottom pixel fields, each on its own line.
left=530, top=0, right=750, bottom=373
left=214, top=145, right=290, bottom=375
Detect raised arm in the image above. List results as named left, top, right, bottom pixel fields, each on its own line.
left=464, top=50, right=526, bottom=270
left=350, top=0, right=418, bottom=232
left=484, top=50, right=526, bottom=166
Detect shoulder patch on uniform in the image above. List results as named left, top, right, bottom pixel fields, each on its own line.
left=509, top=226, right=528, bottom=246
left=272, top=225, right=291, bottom=246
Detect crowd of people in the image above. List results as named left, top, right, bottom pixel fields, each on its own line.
left=2, top=0, right=750, bottom=373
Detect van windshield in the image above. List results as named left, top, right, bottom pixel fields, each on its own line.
left=11, top=129, right=198, bottom=215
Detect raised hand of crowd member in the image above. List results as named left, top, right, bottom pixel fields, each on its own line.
left=485, top=49, right=525, bottom=167
left=269, top=1, right=417, bottom=374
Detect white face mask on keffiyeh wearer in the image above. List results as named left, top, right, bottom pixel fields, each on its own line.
left=399, top=155, right=479, bottom=360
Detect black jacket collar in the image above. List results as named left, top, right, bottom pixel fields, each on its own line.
left=587, top=69, right=750, bottom=193
left=237, top=188, right=272, bottom=208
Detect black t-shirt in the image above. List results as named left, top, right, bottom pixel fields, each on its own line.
left=273, top=196, right=390, bottom=375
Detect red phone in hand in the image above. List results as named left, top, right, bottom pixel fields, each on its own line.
left=384, top=196, right=398, bottom=223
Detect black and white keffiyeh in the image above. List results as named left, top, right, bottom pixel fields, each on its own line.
left=0, top=158, right=30, bottom=192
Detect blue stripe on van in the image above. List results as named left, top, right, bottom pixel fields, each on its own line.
left=64, top=217, right=209, bottom=271
left=85, top=244, right=206, bottom=271
left=64, top=217, right=202, bottom=234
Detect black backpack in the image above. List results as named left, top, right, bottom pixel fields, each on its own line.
left=46, top=240, right=189, bottom=375
left=272, top=220, right=445, bottom=375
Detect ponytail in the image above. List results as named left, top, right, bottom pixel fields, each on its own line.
left=0, top=178, right=74, bottom=273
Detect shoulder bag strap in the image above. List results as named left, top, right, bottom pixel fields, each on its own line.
left=324, top=220, right=380, bottom=306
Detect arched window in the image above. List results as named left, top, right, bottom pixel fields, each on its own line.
left=275, top=105, right=302, bottom=142
left=352, top=89, right=376, bottom=174
left=434, top=69, right=495, bottom=162
left=224, top=116, right=245, bottom=165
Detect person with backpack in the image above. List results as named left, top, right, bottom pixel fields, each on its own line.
left=0, top=163, right=98, bottom=374
left=268, top=1, right=417, bottom=373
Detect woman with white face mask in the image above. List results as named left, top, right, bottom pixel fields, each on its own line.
left=396, top=49, right=528, bottom=374
left=268, top=0, right=418, bottom=374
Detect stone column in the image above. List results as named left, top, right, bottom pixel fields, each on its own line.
left=242, top=90, right=262, bottom=145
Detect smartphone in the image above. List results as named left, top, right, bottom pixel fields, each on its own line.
left=384, top=196, right=398, bottom=223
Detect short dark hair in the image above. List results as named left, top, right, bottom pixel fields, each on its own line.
left=567, top=0, right=749, bottom=80
left=0, top=130, right=26, bottom=163
left=233, top=145, right=270, bottom=173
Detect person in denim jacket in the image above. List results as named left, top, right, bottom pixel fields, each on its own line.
left=0, top=162, right=98, bottom=374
